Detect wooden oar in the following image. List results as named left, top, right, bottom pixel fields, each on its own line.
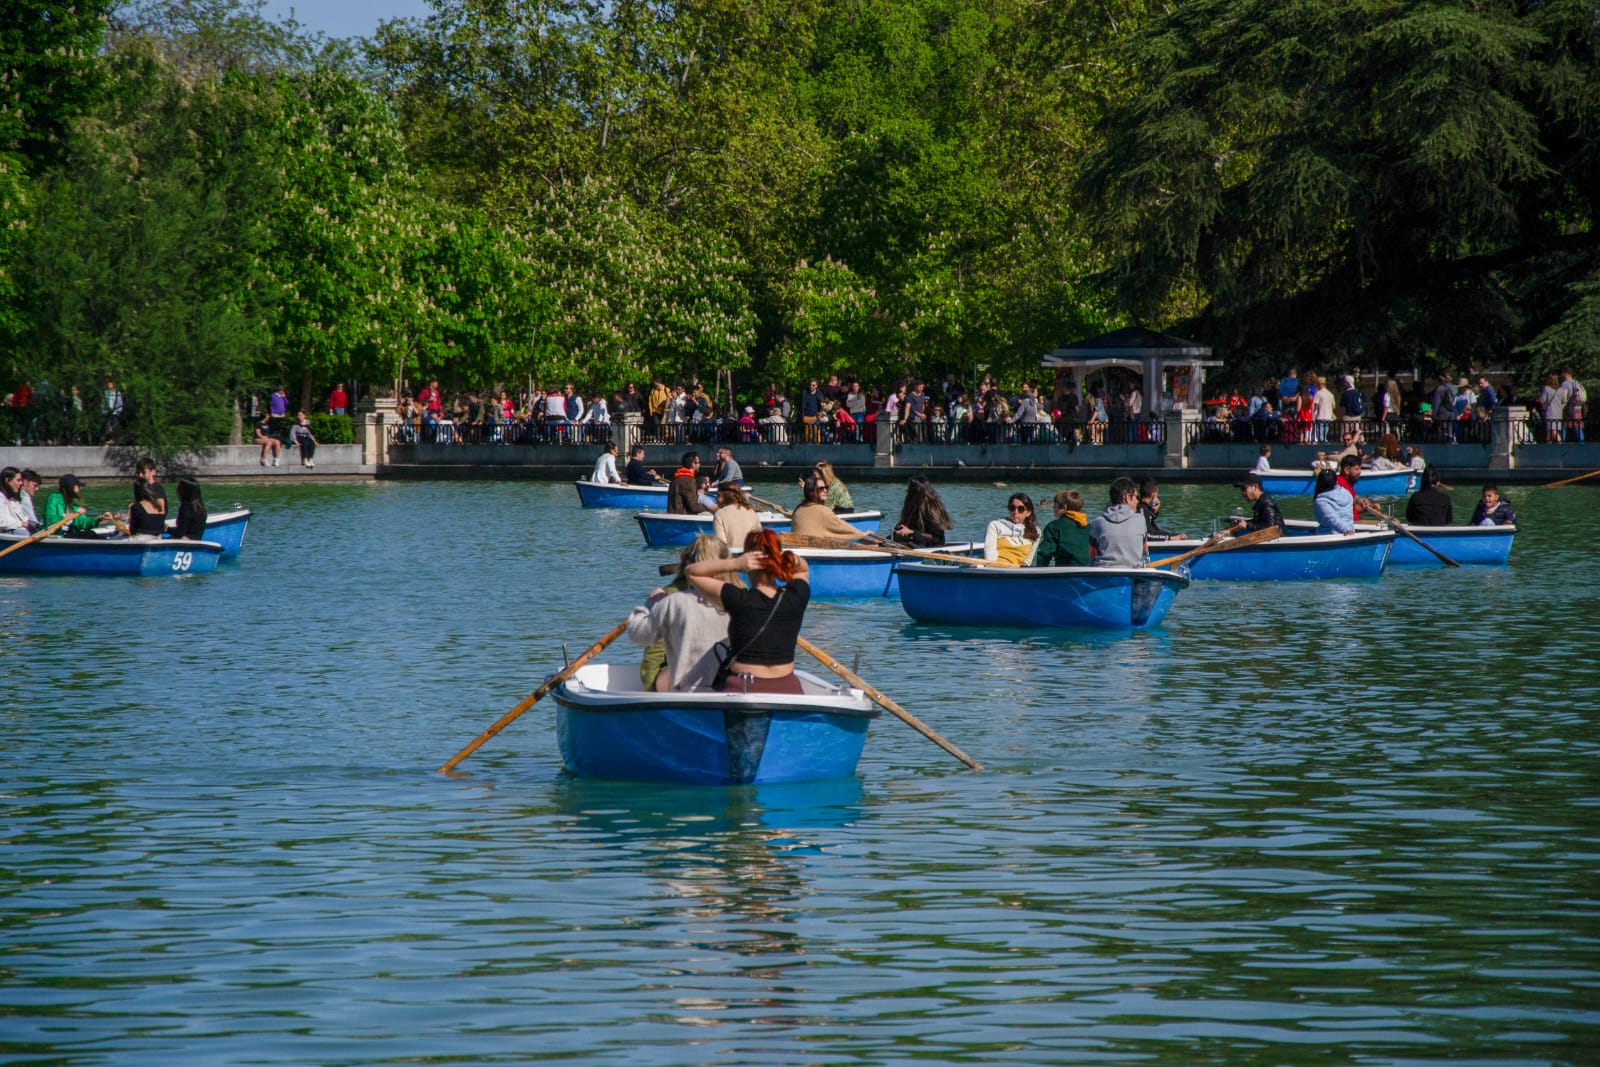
left=0, top=509, right=83, bottom=561
left=1543, top=467, right=1600, bottom=489
left=1150, top=524, right=1281, bottom=569
left=748, top=494, right=793, bottom=516
left=1358, top=502, right=1460, bottom=567
left=780, top=530, right=1006, bottom=568
left=797, top=636, right=982, bottom=772
left=437, top=619, right=629, bottom=774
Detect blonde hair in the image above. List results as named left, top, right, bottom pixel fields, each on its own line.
left=675, top=533, right=729, bottom=581
left=813, top=459, right=837, bottom=485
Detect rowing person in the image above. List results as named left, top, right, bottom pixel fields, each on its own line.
left=1229, top=473, right=1283, bottom=536
left=42, top=474, right=111, bottom=538
left=623, top=444, right=664, bottom=486
left=686, top=528, right=811, bottom=695
left=891, top=476, right=954, bottom=548
left=1405, top=467, right=1453, bottom=525
left=790, top=473, right=863, bottom=539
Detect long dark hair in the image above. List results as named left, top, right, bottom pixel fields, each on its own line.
left=178, top=478, right=207, bottom=524
left=897, top=477, right=953, bottom=533
left=1007, top=492, right=1040, bottom=541
left=1313, top=468, right=1339, bottom=495
left=0, top=466, right=18, bottom=502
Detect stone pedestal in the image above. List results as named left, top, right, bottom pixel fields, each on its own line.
left=618, top=412, right=644, bottom=454
left=1489, top=405, right=1525, bottom=470
left=874, top=413, right=896, bottom=468
left=1164, top=409, right=1200, bottom=469
left=361, top=395, right=397, bottom=466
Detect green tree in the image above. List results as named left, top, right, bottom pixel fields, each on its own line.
left=19, top=44, right=266, bottom=458
left=1079, top=0, right=1600, bottom=375
left=0, top=0, right=114, bottom=163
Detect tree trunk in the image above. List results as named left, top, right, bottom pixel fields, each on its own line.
left=300, top=369, right=314, bottom=416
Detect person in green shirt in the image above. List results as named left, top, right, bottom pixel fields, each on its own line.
left=1033, top=488, right=1092, bottom=567
left=42, top=474, right=110, bottom=537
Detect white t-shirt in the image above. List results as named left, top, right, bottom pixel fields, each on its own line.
left=590, top=452, right=620, bottom=484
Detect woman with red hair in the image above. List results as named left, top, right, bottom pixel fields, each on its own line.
left=685, top=528, right=811, bottom=694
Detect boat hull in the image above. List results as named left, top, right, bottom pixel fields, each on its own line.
left=553, top=664, right=879, bottom=785
left=165, top=508, right=250, bottom=560
left=895, top=563, right=1188, bottom=629
left=791, top=542, right=982, bottom=598
left=1281, top=520, right=1514, bottom=566
left=0, top=535, right=224, bottom=577
left=574, top=480, right=671, bottom=509
left=1155, top=530, right=1395, bottom=580
left=635, top=510, right=882, bottom=547
left=1254, top=469, right=1418, bottom=497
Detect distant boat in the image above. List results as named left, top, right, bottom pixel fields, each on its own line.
left=894, top=562, right=1189, bottom=629
left=0, top=533, right=223, bottom=577
left=784, top=542, right=982, bottom=598
left=1154, top=529, right=1395, bottom=580
left=552, top=663, right=880, bottom=785
left=1253, top=468, right=1418, bottom=497
left=165, top=508, right=251, bottom=560
left=1281, top=519, right=1514, bottom=566
left=574, top=480, right=671, bottom=510
left=635, top=510, right=883, bottom=548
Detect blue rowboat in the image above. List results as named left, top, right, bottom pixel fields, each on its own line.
left=0, top=533, right=224, bottom=577
left=1253, top=468, right=1418, bottom=497
left=1281, top=519, right=1514, bottom=566
left=1154, top=529, right=1395, bottom=580
left=164, top=507, right=251, bottom=560
left=786, top=542, right=982, bottom=598
left=894, top=562, right=1189, bottom=629
left=635, top=509, right=883, bottom=548
left=552, top=663, right=880, bottom=785
left=574, top=480, right=670, bottom=509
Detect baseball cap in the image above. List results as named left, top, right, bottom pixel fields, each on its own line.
left=59, top=473, right=83, bottom=489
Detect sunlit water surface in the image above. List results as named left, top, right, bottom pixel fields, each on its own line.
left=3, top=477, right=1598, bottom=1065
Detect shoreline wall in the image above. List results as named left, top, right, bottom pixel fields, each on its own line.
left=4, top=439, right=1596, bottom=485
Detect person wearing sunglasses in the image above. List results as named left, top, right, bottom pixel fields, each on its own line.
left=984, top=492, right=1039, bottom=566
left=790, top=475, right=863, bottom=539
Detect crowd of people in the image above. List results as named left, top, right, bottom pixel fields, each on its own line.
left=389, top=373, right=1183, bottom=450
left=0, top=459, right=210, bottom=542
left=386, top=365, right=1594, bottom=454
left=1199, top=368, right=1589, bottom=446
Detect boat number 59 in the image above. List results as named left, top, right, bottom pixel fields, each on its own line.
left=171, top=551, right=193, bottom=572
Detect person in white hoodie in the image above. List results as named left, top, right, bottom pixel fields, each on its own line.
left=1088, top=476, right=1148, bottom=567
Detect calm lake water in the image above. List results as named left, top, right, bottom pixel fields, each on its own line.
left=4, top=476, right=1598, bottom=1065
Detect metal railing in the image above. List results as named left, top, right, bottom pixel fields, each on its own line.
left=1184, top=415, right=1502, bottom=448
left=896, top=417, right=1164, bottom=447
left=388, top=419, right=614, bottom=447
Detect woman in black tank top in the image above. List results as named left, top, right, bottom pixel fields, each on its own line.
left=686, top=528, right=811, bottom=694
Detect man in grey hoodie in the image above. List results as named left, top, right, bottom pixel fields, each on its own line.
left=1089, top=476, right=1148, bottom=567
